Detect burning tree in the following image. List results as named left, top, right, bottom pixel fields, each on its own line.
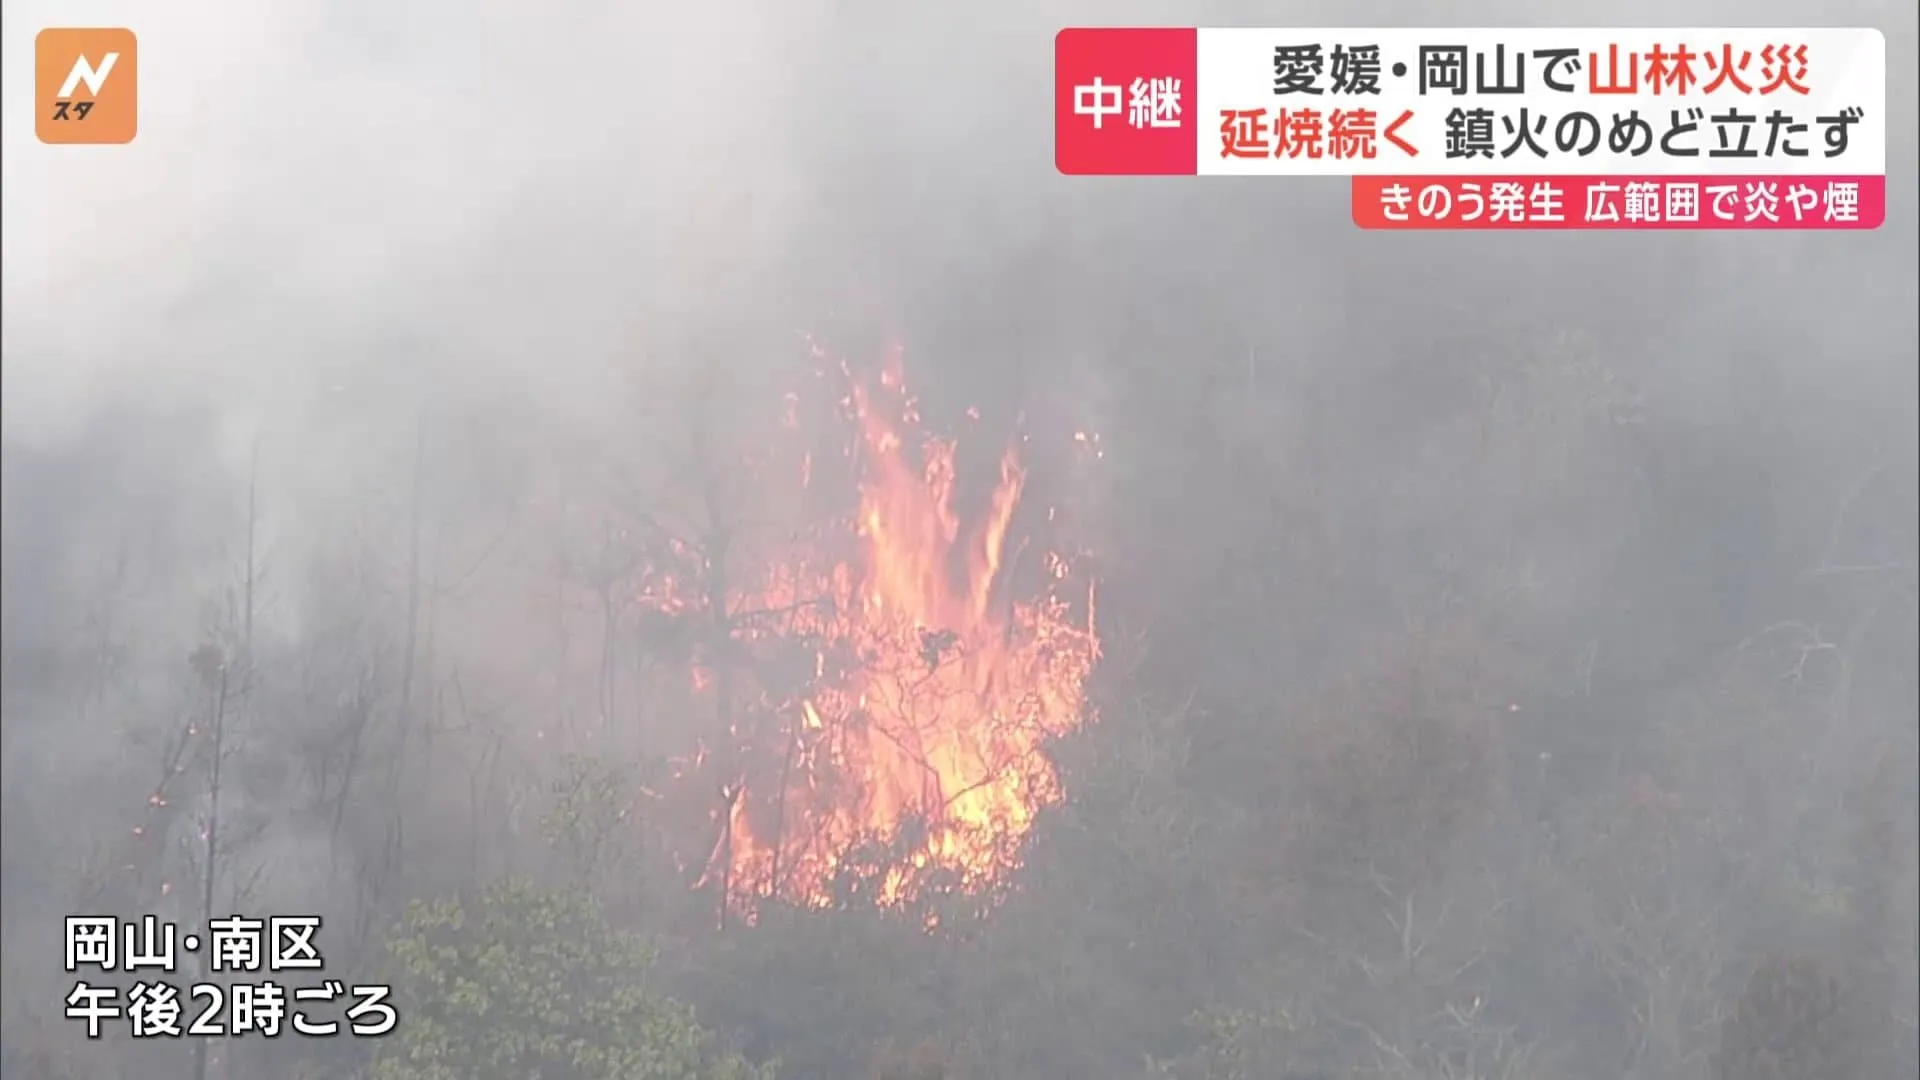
left=637, top=343, right=1101, bottom=921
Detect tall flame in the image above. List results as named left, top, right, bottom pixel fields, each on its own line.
left=679, top=345, right=1100, bottom=916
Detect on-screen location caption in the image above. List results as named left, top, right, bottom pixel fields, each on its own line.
left=63, top=915, right=398, bottom=1040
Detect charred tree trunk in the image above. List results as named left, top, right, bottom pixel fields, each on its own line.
left=192, top=658, right=229, bottom=1080
left=692, top=391, right=743, bottom=929
left=597, top=522, right=622, bottom=738
left=219, top=445, right=259, bottom=1080
left=706, top=526, right=738, bottom=929
left=767, top=715, right=800, bottom=905
left=375, top=420, right=428, bottom=925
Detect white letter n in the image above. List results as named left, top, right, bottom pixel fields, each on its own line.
left=57, top=53, right=118, bottom=98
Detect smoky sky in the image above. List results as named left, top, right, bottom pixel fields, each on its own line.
left=2, top=0, right=1914, bottom=663
left=4, top=2, right=1912, bottom=444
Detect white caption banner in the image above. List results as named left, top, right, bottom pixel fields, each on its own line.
left=1192, top=27, right=1886, bottom=176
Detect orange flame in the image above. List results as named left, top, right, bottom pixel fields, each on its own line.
left=674, top=344, right=1100, bottom=916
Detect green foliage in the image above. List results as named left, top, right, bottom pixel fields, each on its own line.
left=540, top=754, right=638, bottom=886
left=374, top=878, right=773, bottom=1080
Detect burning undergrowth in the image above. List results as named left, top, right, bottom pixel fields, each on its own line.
left=641, top=341, right=1101, bottom=922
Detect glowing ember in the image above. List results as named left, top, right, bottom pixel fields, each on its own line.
left=666, top=344, right=1100, bottom=916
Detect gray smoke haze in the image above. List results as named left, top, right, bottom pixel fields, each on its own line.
left=3, top=1, right=1916, bottom=1078
left=4, top=1, right=1915, bottom=441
